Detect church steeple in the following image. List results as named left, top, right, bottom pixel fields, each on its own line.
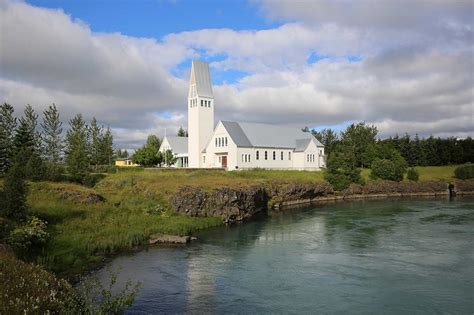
left=187, top=61, right=214, bottom=168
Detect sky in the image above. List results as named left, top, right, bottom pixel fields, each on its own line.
left=0, top=0, right=473, bottom=150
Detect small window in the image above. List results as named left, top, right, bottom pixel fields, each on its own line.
left=273, top=151, right=276, bottom=160
left=219, top=138, right=221, bottom=147
left=289, top=152, right=291, bottom=160
left=203, top=156, right=206, bottom=163
left=208, top=100, right=211, bottom=107
left=201, top=100, right=203, bottom=107
left=225, top=137, right=228, bottom=146
left=256, top=151, right=259, bottom=160
left=265, top=151, right=268, bottom=160
left=242, top=154, right=244, bottom=162
left=215, top=138, right=218, bottom=147
left=281, top=151, right=283, bottom=160
left=248, top=154, right=251, bottom=162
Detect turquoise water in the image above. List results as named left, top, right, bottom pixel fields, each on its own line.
left=96, top=197, right=474, bottom=314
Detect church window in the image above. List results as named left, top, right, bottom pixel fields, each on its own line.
left=265, top=151, right=268, bottom=160
left=215, top=138, right=218, bottom=147
left=273, top=151, right=276, bottom=160
left=219, top=138, right=222, bottom=147
left=281, top=151, right=283, bottom=160
left=289, top=152, right=291, bottom=160
left=256, top=151, right=259, bottom=160
left=203, top=156, right=206, bottom=164
left=201, top=100, right=204, bottom=107
left=248, top=154, right=251, bottom=162
left=225, top=137, right=228, bottom=146
left=242, top=154, right=244, bottom=162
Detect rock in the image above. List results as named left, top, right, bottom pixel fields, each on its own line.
left=171, top=185, right=268, bottom=224
left=149, top=234, right=194, bottom=244
left=268, top=182, right=333, bottom=207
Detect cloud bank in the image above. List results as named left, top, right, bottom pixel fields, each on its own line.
left=0, top=0, right=472, bottom=149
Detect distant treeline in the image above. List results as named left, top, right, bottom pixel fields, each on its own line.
left=304, top=124, right=473, bottom=167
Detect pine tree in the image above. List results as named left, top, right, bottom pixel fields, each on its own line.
left=1, top=162, right=28, bottom=222
left=100, top=127, right=114, bottom=165
left=0, top=103, right=17, bottom=173
left=89, top=117, right=104, bottom=166
left=41, top=104, right=63, bottom=163
left=65, top=114, right=90, bottom=183
left=24, top=104, right=41, bottom=153
left=12, top=117, right=35, bottom=167
left=177, top=127, right=188, bottom=137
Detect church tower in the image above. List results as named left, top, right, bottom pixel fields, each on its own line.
left=187, top=61, right=214, bottom=168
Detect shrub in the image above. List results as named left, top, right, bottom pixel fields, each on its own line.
left=8, top=216, right=49, bottom=259
left=44, top=162, right=66, bottom=181
left=324, top=147, right=362, bottom=190
left=371, top=158, right=406, bottom=182
left=407, top=168, right=419, bottom=181
left=325, top=173, right=352, bottom=191
left=454, top=164, right=474, bottom=180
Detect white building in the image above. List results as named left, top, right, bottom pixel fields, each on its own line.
left=164, top=60, right=325, bottom=171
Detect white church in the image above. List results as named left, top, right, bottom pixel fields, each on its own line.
left=160, top=61, right=326, bottom=171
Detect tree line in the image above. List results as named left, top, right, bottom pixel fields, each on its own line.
left=0, top=102, right=114, bottom=185
left=303, top=122, right=473, bottom=189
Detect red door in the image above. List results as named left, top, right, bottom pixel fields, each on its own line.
left=221, top=156, right=227, bottom=168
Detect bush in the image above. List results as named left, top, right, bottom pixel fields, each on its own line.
left=44, top=162, right=66, bottom=181
left=325, top=173, right=352, bottom=191
left=8, top=217, right=49, bottom=259
left=454, top=164, right=474, bottom=180
left=371, top=158, right=406, bottom=182
left=407, top=168, right=419, bottom=181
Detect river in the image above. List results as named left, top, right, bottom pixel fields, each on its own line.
left=95, top=197, right=474, bottom=314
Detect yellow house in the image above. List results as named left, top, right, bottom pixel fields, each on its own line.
left=115, top=158, right=139, bottom=167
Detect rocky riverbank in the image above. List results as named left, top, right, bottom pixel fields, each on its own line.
left=171, top=180, right=474, bottom=224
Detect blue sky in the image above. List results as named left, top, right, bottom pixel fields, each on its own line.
left=2, top=0, right=472, bottom=148
left=27, top=0, right=280, bottom=38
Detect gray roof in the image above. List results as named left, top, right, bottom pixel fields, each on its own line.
left=220, top=121, right=323, bottom=149
left=163, top=136, right=188, bottom=154
left=191, top=61, right=213, bottom=98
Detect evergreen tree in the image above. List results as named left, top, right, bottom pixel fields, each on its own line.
left=65, top=114, right=90, bottom=183
left=340, top=122, right=378, bottom=168
left=12, top=117, right=35, bottom=167
left=163, top=149, right=177, bottom=166
left=0, top=103, right=17, bottom=173
left=312, top=128, right=339, bottom=156
left=122, top=149, right=129, bottom=158
left=146, top=135, right=161, bottom=151
left=24, top=105, right=41, bottom=153
left=41, top=104, right=63, bottom=163
left=177, top=127, right=188, bottom=137
left=100, top=127, right=114, bottom=165
left=1, top=162, right=28, bottom=222
left=89, top=117, right=104, bottom=166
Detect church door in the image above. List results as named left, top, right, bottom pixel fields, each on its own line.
left=221, top=156, right=227, bottom=168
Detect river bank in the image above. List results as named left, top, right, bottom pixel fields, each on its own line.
left=16, top=166, right=473, bottom=278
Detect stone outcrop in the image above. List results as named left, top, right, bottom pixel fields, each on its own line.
left=268, top=182, right=333, bottom=207
left=171, top=185, right=267, bottom=224
left=170, top=180, right=474, bottom=224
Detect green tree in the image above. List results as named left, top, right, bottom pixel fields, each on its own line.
left=312, top=128, right=339, bottom=156
left=89, top=117, right=103, bottom=166
left=340, top=122, right=378, bottom=168
left=0, top=103, right=17, bottom=174
left=41, top=104, right=63, bottom=163
left=163, top=149, right=177, bottom=166
left=24, top=105, right=41, bottom=153
left=324, top=145, right=362, bottom=190
left=132, top=145, right=162, bottom=167
left=370, top=150, right=407, bottom=181
left=65, top=114, right=90, bottom=183
left=1, top=162, right=28, bottom=222
left=177, top=127, right=188, bottom=137
left=146, top=134, right=161, bottom=151
left=100, top=127, right=114, bottom=165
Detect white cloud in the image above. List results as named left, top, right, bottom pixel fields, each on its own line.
left=0, top=0, right=472, bottom=150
